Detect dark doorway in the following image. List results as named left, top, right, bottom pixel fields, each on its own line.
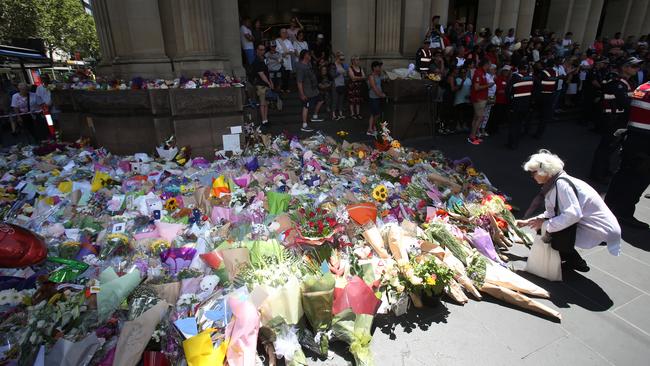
left=238, top=0, right=331, bottom=46
left=531, top=0, right=551, bottom=33
left=448, top=0, right=479, bottom=28
left=595, top=0, right=609, bottom=39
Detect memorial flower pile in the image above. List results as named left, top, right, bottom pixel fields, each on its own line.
left=0, top=126, right=561, bottom=366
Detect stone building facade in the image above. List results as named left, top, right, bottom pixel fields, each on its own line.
left=92, top=0, right=650, bottom=79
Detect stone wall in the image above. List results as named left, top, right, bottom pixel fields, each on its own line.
left=54, top=88, right=245, bottom=158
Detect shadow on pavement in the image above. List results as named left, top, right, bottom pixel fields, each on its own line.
left=517, top=270, right=613, bottom=312
left=373, top=304, right=450, bottom=340
left=621, top=226, right=650, bottom=252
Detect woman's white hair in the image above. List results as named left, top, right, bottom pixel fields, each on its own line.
left=523, top=149, right=565, bottom=176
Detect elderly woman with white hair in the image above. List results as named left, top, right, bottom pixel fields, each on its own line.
left=518, top=149, right=621, bottom=273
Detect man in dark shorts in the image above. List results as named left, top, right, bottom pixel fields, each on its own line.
left=295, top=50, right=324, bottom=132
left=252, top=43, right=274, bottom=125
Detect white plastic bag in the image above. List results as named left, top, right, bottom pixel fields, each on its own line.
left=525, top=229, right=562, bottom=281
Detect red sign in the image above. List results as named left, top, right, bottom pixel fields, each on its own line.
left=31, top=70, right=42, bottom=86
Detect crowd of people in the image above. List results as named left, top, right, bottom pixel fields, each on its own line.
left=242, top=14, right=650, bottom=230
left=242, top=16, right=386, bottom=133
left=414, top=16, right=650, bottom=148
left=413, top=16, right=650, bottom=230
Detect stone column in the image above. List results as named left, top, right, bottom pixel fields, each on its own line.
left=600, top=0, right=632, bottom=37
left=90, top=0, right=115, bottom=71
left=159, top=0, right=232, bottom=76
left=212, top=0, right=245, bottom=77
left=403, top=0, right=430, bottom=56
left=375, top=0, right=403, bottom=56
left=476, top=0, right=501, bottom=32
left=499, top=0, right=520, bottom=33
left=643, top=10, right=650, bottom=35
left=104, top=0, right=172, bottom=78
left=622, top=0, right=650, bottom=37
left=576, top=0, right=604, bottom=48
left=331, top=0, right=374, bottom=59
left=515, top=0, right=535, bottom=39
left=431, top=0, right=450, bottom=26
left=546, top=0, right=574, bottom=35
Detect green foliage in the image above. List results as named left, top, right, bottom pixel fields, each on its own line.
left=0, top=0, right=100, bottom=59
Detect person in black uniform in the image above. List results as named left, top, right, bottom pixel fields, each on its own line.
left=505, top=63, right=534, bottom=149
left=416, top=39, right=433, bottom=77
left=534, top=59, right=558, bottom=138
left=589, top=57, right=642, bottom=183
left=606, top=78, right=650, bottom=229
left=581, top=57, right=609, bottom=127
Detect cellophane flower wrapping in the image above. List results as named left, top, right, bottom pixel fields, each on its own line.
left=301, top=273, right=336, bottom=355
left=331, top=309, right=375, bottom=366
left=97, top=267, right=142, bottom=322
left=469, top=227, right=504, bottom=265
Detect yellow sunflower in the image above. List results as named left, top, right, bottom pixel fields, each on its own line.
left=372, top=185, right=388, bottom=202
left=164, top=197, right=178, bottom=211
left=391, top=140, right=401, bottom=149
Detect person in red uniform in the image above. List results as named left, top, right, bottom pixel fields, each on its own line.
left=534, top=59, right=558, bottom=138
left=469, top=59, right=491, bottom=145
left=605, top=78, right=650, bottom=229
left=488, top=65, right=511, bottom=134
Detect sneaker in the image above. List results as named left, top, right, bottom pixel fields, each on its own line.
left=617, top=216, right=649, bottom=229
left=335, top=115, right=344, bottom=121
left=311, top=115, right=324, bottom=122
left=467, top=137, right=481, bottom=145
left=301, top=124, right=314, bottom=132
left=366, top=131, right=376, bottom=137
left=261, top=120, right=269, bottom=125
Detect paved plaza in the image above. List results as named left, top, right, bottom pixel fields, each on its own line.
left=264, top=117, right=650, bottom=366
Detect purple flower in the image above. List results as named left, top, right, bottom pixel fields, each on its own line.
left=245, top=157, right=259, bottom=172
left=160, top=247, right=197, bottom=275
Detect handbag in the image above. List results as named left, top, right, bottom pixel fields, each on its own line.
left=549, top=177, right=579, bottom=253
left=525, top=227, right=562, bottom=281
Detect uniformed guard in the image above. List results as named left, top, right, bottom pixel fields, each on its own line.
left=606, top=78, right=650, bottom=229
left=534, top=59, right=557, bottom=138
left=590, top=57, right=642, bottom=182
left=581, top=57, right=609, bottom=127
left=416, top=39, right=434, bottom=76
left=505, top=63, right=534, bottom=149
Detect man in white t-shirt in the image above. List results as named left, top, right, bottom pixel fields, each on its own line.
left=240, top=17, right=255, bottom=65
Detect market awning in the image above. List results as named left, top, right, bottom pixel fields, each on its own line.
left=0, top=45, right=49, bottom=61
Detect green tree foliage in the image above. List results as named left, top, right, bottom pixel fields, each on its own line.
left=0, top=0, right=100, bottom=59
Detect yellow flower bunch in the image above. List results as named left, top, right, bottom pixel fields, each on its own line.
left=150, top=239, right=171, bottom=255
left=164, top=197, right=179, bottom=211
left=425, top=274, right=437, bottom=286
left=372, top=185, right=388, bottom=202
left=106, top=232, right=130, bottom=245
left=466, top=167, right=479, bottom=177
left=336, top=130, right=349, bottom=137
left=390, top=140, right=401, bottom=149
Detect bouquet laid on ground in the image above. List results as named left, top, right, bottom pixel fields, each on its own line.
left=0, top=126, right=564, bottom=366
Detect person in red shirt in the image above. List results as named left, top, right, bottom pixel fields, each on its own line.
left=469, top=59, right=491, bottom=144
left=488, top=65, right=512, bottom=134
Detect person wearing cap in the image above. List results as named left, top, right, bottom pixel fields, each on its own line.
left=533, top=59, right=558, bottom=138
left=311, top=34, right=329, bottom=67
left=416, top=39, right=434, bottom=76
left=605, top=78, right=650, bottom=229
left=590, top=57, right=642, bottom=183
left=296, top=50, right=325, bottom=132
left=505, top=63, right=534, bottom=149
left=367, top=61, right=386, bottom=136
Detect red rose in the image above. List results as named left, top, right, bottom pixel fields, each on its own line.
left=326, top=217, right=336, bottom=227
left=399, top=176, right=411, bottom=186
left=309, top=212, right=315, bottom=218
left=309, top=221, right=315, bottom=228
left=317, top=220, right=324, bottom=233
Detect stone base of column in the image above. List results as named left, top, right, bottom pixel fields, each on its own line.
left=111, top=57, right=174, bottom=79
left=171, top=57, right=230, bottom=78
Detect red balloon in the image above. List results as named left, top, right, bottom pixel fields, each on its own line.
left=0, top=223, right=48, bottom=268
